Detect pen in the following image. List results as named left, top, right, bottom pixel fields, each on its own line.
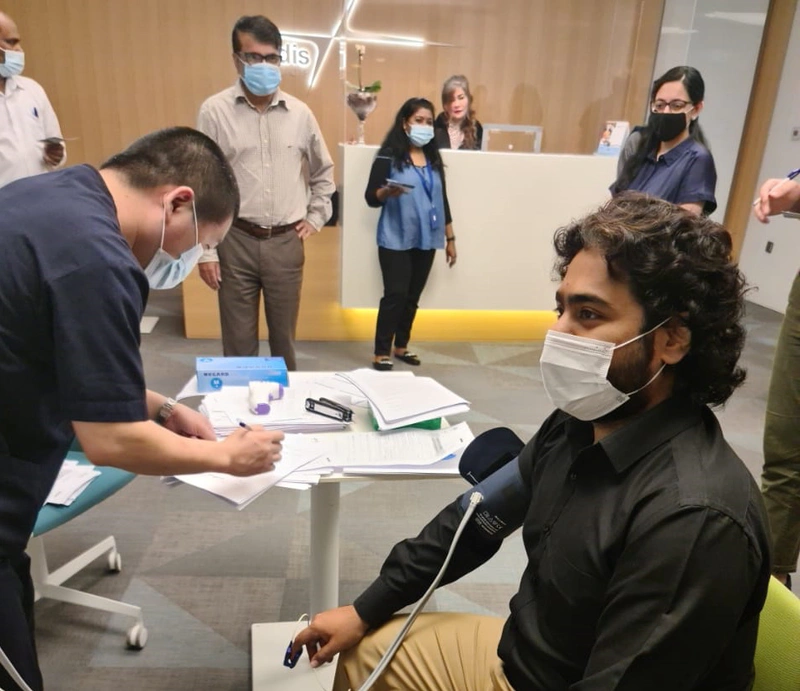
left=752, top=168, right=800, bottom=206
left=238, top=421, right=253, bottom=431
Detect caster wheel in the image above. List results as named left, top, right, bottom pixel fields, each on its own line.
left=108, top=550, right=122, bottom=573
left=126, top=623, right=148, bottom=650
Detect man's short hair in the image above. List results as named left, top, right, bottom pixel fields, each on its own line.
left=232, top=15, right=282, bottom=53
left=100, top=127, right=239, bottom=225
left=553, top=192, right=748, bottom=407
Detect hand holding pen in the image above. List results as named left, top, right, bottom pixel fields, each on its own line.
left=753, top=168, right=800, bottom=223
left=216, top=421, right=284, bottom=476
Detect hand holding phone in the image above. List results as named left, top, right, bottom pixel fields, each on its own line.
left=385, top=179, right=415, bottom=191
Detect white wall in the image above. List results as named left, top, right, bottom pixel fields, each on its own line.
left=339, top=145, right=618, bottom=310
left=738, top=4, right=800, bottom=313
left=653, top=0, right=769, bottom=222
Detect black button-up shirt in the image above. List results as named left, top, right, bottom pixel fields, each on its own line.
left=355, top=396, right=771, bottom=690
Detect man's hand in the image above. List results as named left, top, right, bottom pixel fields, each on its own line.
left=295, top=219, right=318, bottom=240
left=220, top=426, right=284, bottom=476
left=163, top=403, right=216, bottom=440
left=43, top=141, right=65, bottom=167
left=291, top=605, right=370, bottom=668
left=199, top=262, right=222, bottom=290
left=754, top=178, right=800, bottom=223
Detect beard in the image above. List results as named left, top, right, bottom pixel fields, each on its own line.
left=592, top=333, right=658, bottom=424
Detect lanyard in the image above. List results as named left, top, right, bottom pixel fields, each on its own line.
left=410, top=159, right=434, bottom=203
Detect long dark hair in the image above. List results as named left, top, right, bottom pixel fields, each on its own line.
left=378, top=97, right=444, bottom=173
left=612, top=66, right=709, bottom=195
left=442, top=75, right=479, bottom=150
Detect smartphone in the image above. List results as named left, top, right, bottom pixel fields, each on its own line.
left=385, top=179, right=415, bottom=191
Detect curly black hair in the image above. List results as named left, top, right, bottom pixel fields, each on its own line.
left=553, top=192, right=748, bottom=407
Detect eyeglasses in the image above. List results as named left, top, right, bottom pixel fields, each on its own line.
left=237, top=51, right=282, bottom=66
left=651, top=99, right=693, bottom=113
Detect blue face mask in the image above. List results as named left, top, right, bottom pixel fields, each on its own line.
left=0, top=48, right=25, bottom=78
left=144, top=198, right=203, bottom=290
left=408, top=124, right=434, bottom=148
left=241, top=62, right=281, bottom=96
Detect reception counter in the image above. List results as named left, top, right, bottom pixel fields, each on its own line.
left=182, top=145, right=617, bottom=341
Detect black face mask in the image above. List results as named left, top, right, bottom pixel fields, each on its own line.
left=649, top=112, right=688, bottom=142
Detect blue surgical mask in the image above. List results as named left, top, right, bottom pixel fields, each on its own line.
left=408, top=125, right=434, bottom=148
left=0, top=48, right=25, bottom=78
left=241, top=62, right=281, bottom=96
left=144, top=198, right=203, bottom=290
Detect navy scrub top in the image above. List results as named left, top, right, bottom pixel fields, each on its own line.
left=0, top=165, right=149, bottom=556
left=622, top=136, right=717, bottom=215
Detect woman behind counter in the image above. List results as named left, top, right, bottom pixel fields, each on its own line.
left=611, top=65, right=716, bottom=216
left=365, top=97, right=457, bottom=371
left=434, top=75, right=483, bottom=151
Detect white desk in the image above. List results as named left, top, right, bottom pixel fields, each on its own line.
left=232, top=372, right=464, bottom=689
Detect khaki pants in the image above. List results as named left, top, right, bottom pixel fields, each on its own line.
left=333, top=613, right=515, bottom=691
left=217, top=226, right=304, bottom=370
left=762, top=270, right=800, bottom=573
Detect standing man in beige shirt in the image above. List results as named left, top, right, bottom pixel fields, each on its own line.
left=197, top=15, right=335, bottom=370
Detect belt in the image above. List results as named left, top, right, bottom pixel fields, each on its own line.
left=234, top=218, right=298, bottom=239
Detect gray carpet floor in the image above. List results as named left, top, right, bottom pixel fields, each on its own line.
left=31, top=290, right=796, bottom=691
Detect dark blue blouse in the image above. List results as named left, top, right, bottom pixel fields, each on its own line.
left=621, top=136, right=717, bottom=214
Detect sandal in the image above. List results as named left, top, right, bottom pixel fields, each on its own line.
left=394, top=351, right=421, bottom=366
left=373, top=357, right=393, bottom=371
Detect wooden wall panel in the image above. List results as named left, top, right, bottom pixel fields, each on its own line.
left=723, top=0, right=798, bottom=260
left=4, top=0, right=664, bottom=167
left=4, top=0, right=664, bottom=340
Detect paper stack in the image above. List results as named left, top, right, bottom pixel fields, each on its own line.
left=336, top=369, right=470, bottom=430
left=46, top=460, right=101, bottom=506
left=201, top=385, right=348, bottom=436
left=170, top=435, right=335, bottom=509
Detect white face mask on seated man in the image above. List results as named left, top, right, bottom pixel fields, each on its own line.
left=539, top=318, right=669, bottom=421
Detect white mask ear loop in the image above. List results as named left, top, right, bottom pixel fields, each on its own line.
left=625, top=362, right=666, bottom=396
left=158, top=201, right=167, bottom=249
left=613, top=317, right=671, bottom=351
left=191, top=195, right=198, bottom=246
left=618, top=317, right=671, bottom=396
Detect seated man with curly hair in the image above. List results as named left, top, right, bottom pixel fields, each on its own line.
left=293, top=193, right=772, bottom=691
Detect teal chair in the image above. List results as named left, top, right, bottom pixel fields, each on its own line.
left=27, top=451, right=148, bottom=649
left=753, top=576, right=800, bottom=691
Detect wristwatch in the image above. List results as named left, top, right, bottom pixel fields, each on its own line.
left=156, top=397, right=177, bottom=425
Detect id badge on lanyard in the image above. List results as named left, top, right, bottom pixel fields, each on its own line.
left=411, top=160, right=440, bottom=230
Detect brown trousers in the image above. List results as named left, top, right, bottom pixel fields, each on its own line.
left=333, top=613, right=515, bottom=691
left=216, top=226, right=304, bottom=371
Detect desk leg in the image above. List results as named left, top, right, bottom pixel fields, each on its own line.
left=309, top=482, right=340, bottom=616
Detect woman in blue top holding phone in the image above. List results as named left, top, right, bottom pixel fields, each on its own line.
left=365, top=97, right=456, bottom=371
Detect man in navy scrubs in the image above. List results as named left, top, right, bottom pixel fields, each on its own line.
left=0, top=127, right=284, bottom=691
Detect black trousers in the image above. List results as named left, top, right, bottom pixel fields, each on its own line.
left=0, top=552, right=43, bottom=691
left=374, top=247, right=436, bottom=356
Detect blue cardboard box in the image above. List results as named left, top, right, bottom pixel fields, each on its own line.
left=196, top=357, right=289, bottom=392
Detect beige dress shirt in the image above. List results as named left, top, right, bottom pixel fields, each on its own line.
left=0, top=76, right=65, bottom=189
left=197, top=82, right=335, bottom=263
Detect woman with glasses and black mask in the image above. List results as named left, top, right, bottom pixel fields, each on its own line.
left=611, top=66, right=716, bottom=216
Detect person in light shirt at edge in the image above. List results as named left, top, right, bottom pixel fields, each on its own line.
left=611, top=66, right=716, bottom=216
left=364, top=97, right=457, bottom=372
left=434, top=75, right=483, bottom=151
left=0, top=11, right=66, bottom=189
